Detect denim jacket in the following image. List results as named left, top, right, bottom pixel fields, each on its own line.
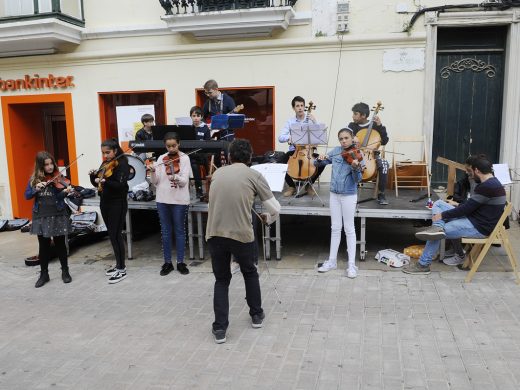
left=24, top=179, right=67, bottom=213
left=317, top=146, right=363, bottom=195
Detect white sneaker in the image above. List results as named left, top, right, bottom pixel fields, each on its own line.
left=346, top=265, right=358, bottom=279
left=108, top=269, right=127, bottom=284
left=443, top=254, right=465, bottom=266
left=230, top=261, right=241, bottom=275
left=105, top=265, right=118, bottom=276
left=318, top=260, right=337, bottom=273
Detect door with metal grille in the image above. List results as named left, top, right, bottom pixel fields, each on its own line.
left=432, top=26, right=506, bottom=185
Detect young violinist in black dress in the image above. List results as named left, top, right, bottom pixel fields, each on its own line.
left=25, top=151, right=73, bottom=288
left=89, top=139, right=130, bottom=284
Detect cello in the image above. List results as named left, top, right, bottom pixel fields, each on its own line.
left=287, top=101, right=317, bottom=182
left=356, top=101, right=384, bottom=181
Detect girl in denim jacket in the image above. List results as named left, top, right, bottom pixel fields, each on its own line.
left=25, top=151, right=72, bottom=288
left=316, top=128, right=363, bottom=278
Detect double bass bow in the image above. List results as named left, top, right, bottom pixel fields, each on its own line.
left=356, top=101, right=384, bottom=181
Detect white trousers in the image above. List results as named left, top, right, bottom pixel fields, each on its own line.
left=328, top=192, right=357, bottom=267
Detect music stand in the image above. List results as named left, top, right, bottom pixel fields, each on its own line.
left=210, top=114, right=245, bottom=140
left=288, top=123, right=328, bottom=205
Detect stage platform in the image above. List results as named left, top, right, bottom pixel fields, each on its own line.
left=189, top=185, right=435, bottom=261
left=83, top=185, right=434, bottom=261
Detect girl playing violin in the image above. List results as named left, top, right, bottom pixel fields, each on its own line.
left=316, top=128, right=363, bottom=278
left=24, top=151, right=73, bottom=288
left=89, top=139, right=130, bottom=284
left=147, top=132, right=191, bottom=276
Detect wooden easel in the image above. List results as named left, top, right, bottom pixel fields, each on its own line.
left=435, top=156, right=466, bottom=197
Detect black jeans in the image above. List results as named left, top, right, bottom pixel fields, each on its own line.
left=190, top=153, right=208, bottom=193
left=38, top=235, right=68, bottom=272
left=376, top=157, right=389, bottom=193
left=208, top=237, right=263, bottom=331
left=100, top=199, right=127, bottom=269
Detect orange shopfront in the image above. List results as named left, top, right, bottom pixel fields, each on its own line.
left=1, top=93, right=78, bottom=219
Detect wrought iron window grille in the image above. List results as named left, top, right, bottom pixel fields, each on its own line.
left=159, top=0, right=297, bottom=15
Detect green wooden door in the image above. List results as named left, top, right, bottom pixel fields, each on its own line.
left=432, top=26, right=506, bottom=185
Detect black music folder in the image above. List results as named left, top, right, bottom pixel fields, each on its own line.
left=151, top=125, right=196, bottom=141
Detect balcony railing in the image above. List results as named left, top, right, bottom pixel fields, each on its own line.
left=159, top=0, right=297, bottom=15
left=0, top=0, right=85, bottom=26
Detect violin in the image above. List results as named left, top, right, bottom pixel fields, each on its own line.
left=44, top=173, right=71, bottom=190
left=94, top=148, right=133, bottom=193
left=163, top=153, right=181, bottom=187
left=40, top=153, right=84, bottom=190
left=341, top=144, right=364, bottom=166
left=96, top=159, right=119, bottom=192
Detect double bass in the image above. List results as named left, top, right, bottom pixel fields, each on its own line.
left=287, top=101, right=317, bottom=181
left=356, top=101, right=384, bottom=181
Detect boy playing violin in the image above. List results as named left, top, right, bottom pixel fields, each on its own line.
left=348, top=102, right=390, bottom=205
left=147, top=132, right=191, bottom=276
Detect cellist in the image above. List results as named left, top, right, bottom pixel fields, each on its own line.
left=278, top=96, right=325, bottom=197
left=348, top=102, right=390, bottom=205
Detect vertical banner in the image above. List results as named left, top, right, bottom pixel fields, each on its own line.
left=116, top=105, right=155, bottom=142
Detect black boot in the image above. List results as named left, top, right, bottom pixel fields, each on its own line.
left=61, top=267, right=72, bottom=284
left=35, top=271, right=50, bottom=288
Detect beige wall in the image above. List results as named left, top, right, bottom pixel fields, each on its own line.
left=0, top=34, right=425, bottom=215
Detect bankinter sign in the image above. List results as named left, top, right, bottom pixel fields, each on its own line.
left=0, top=74, right=74, bottom=91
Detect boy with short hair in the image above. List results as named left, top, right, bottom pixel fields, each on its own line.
left=190, top=106, right=210, bottom=198
left=278, top=96, right=325, bottom=197
left=135, top=113, right=155, bottom=141
left=202, top=79, right=236, bottom=140
left=348, top=102, right=390, bottom=205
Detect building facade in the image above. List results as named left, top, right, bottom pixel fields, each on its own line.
left=1, top=0, right=519, bottom=218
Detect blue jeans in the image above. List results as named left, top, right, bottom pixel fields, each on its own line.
left=156, top=203, right=189, bottom=263
left=419, top=200, right=485, bottom=266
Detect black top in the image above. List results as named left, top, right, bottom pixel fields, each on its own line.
left=34, top=186, right=69, bottom=218
left=202, top=92, right=236, bottom=121
left=348, top=122, right=389, bottom=146
left=194, top=124, right=211, bottom=140
left=135, top=128, right=153, bottom=141
left=90, top=158, right=130, bottom=202
left=442, top=177, right=506, bottom=236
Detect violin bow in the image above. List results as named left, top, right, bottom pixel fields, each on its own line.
left=44, top=153, right=85, bottom=186
left=95, top=146, right=135, bottom=175
left=154, top=148, right=203, bottom=168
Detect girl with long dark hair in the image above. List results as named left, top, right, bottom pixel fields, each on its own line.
left=89, top=139, right=130, bottom=284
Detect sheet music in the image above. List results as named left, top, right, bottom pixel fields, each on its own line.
left=251, top=163, right=288, bottom=192
left=289, top=123, right=328, bottom=145
left=493, top=164, right=512, bottom=185
left=175, top=117, right=192, bottom=126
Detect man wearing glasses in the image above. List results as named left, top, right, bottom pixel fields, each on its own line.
left=202, top=79, right=237, bottom=141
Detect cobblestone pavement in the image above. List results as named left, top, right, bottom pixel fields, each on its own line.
left=2, top=235, right=520, bottom=390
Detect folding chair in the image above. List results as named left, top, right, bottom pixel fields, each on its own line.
left=461, top=201, right=520, bottom=283
left=393, top=136, right=431, bottom=197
